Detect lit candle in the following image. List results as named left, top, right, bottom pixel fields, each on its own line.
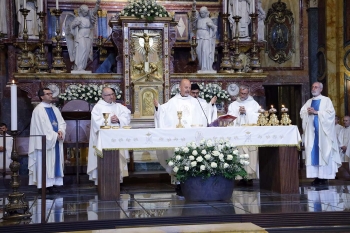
left=56, top=0, right=59, bottom=9
left=224, top=0, right=227, bottom=14
left=11, top=80, right=17, bottom=131
left=39, top=0, right=43, bottom=12
left=23, top=0, right=26, bottom=9
left=236, top=0, right=238, bottom=16
left=282, top=105, right=285, bottom=108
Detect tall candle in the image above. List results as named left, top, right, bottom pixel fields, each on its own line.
left=39, top=0, right=43, bottom=12
left=252, top=0, right=255, bottom=13
left=23, top=0, right=26, bottom=9
left=223, top=0, right=227, bottom=14
left=11, top=81, right=17, bottom=131
left=56, top=0, right=59, bottom=9
left=236, top=0, right=238, bottom=16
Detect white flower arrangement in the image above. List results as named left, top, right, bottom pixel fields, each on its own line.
left=120, top=0, right=170, bottom=21
left=58, top=84, right=122, bottom=103
left=167, top=138, right=249, bottom=182
left=198, top=83, right=231, bottom=103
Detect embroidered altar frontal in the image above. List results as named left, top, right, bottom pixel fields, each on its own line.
left=96, top=126, right=301, bottom=152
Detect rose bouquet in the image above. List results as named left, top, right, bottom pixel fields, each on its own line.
left=120, top=0, right=170, bottom=21
left=58, top=84, right=122, bottom=103
left=167, top=138, right=249, bottom=182
left=198, top=83, right=231, bottom=103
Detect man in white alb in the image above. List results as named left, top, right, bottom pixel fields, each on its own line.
left=337, top=116, right=350, bottom=178
left=227, top=85, right=260, bottom=184
left=28, top=88, right=66, bottom=193
left=190, top=83, right=217, bottom=126
left=87, top=87, right=131, bottom=185
left=154, top=79, right=207, bottom=185
left=300, top=82, right=341, bottom=185
left=335, top=115, right=343, bottom=146
left=0, top=123, right=12, bottom=172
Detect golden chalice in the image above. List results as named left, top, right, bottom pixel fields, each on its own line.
left=176, top=111, right=184, bottom=128
left=100, top=113, right=111, bottom=129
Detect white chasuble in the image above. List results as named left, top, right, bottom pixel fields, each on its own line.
left=87, top=100, right=131, bottom=185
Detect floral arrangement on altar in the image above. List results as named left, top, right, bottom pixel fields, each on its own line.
left=167, top=138, right=249, bottom=182
left=120, top=0, right=170, bottom=21
left=198, top=83, right=231, bottom=103
left=58, top=84, right=122, bottom=103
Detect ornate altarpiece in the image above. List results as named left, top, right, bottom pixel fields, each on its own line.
left=110, top=17, right=177, bottom=118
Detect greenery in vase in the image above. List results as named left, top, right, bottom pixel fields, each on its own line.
left=58, top=84, right=122, bottom=103
left=167, top=138, right=249, bottom=182
left=120, top=0, right=170, bottom=21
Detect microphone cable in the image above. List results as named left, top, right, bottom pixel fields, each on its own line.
left=196, top=97, right=209, bottom=127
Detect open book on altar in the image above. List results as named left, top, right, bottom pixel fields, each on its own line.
left=209, top=114, right=237, bottom=127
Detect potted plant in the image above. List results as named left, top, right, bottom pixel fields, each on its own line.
left=167, top=138, right=249, bottom=201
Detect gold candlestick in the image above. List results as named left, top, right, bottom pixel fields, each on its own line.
left=3, top=130, right=32, bottom=220
left=219, top=13, right=233, bottom=73
left=18, top=8, right=35, bottom=73
left=36, top=11, right=49, bottom=73
left=249, top=13, right=262, bottom=73
left=176, top=111, right=184, bottom=128
left=232, top=15, right=243, bottom=73
left=100, top=113, right=111, bottom=129
left=51, top=9, right=66, bottom=73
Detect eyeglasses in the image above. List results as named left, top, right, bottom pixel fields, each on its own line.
left=44, top=93, right=53, bottom=96
left=103, top=93, right=115, bottom=97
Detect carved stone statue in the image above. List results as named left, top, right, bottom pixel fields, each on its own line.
left=257, top=0, right=266, bottom=41
left=228, top=0, right=252, bottom=39
left=66, top=0, right=100, bottom=72
left=16, top=0, right=39, bottom=38
left=194, top=6, right=217, bottom=73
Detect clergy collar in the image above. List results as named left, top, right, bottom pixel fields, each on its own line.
left=236, top=95, right=254, bottom=103
left=98, top=99, right=114, bottom=106
left=175, top=93, right=192, bottom=99
left=312, top=95, right=323, bottom=100
left=40, top=102, right=53, bottom=107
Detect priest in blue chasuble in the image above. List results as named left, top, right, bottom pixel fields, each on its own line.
left=300, top=82, right=341, bottom=185
left=28, top=88, right=66, bottom=193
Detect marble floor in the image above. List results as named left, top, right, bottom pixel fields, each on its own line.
left=1, top=178, right=350, bottom=232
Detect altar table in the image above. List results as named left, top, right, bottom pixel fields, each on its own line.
left=95, top=126, right=301, bottom=200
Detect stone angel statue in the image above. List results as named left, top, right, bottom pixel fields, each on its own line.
left=65, top=0, right=100, bottom=72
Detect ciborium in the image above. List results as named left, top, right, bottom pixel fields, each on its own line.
left=257, top=108, right=268, bottom=126
left=100, top=113, right=111, bottom=129
left=280, top=105, right=292, bottom=125
left=176, top=111, right=184, bottom=128
left=267, top=106, right=279, bottom=126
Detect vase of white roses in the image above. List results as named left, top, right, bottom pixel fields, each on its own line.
left=167, top=138, right=249, bottom=201
left=197, top=83, right=231, bottom=113
left=120, top=0, right=171, bottom=21
left=58, top=84, right=123, bottom=104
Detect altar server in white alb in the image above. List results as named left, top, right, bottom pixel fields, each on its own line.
left=28, top=88, right=66, bottom=193
left=338, top=116, right=350, bottom=165
left=300, top=82, right=341, bottom=185
left=190, top=83, right=217, bottom=126
left=154, top=79, right=207, bottom=178
left=87, top=87, right=131, bottom=185
left=227, top=85, right=260, bottom=183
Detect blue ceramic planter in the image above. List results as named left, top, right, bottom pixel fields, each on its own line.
left=180, top=176, right=234, bottom=201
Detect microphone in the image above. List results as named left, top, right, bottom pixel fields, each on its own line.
left=196, top=97, right=209, bottom=127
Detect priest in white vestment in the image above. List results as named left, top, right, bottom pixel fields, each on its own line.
left=300, top=82, right=341, bottom=185
left=0, top=123, right=12, bottom=171
left=87, top=87, right=131, bottom=185
left=190, top=83, right=217, bottom=126
left=28, top=88, right=66, bottom=192
left=227, top=85, right=260, bottom=182
left=154, top=79, right=208, bottom=182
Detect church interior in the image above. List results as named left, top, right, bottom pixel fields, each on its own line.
left=1, top=0, right=350, bottom=232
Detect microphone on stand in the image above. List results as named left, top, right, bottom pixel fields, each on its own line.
left=196, top=97, right=209, bottom=127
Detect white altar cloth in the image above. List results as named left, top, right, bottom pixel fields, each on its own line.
left=95, top=126, right=301, bottom=153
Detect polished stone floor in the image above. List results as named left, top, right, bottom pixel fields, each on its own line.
left=1, top=178, right=350, bottom=232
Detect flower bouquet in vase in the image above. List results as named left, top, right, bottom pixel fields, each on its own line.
left=167, top=138, right=249, bottom=201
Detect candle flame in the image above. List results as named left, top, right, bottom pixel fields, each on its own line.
left=271, top=105, right=273, bottom=108
left=12, top=80, right=15, bottom=84
left=282, top=105, right=285, bottom=108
